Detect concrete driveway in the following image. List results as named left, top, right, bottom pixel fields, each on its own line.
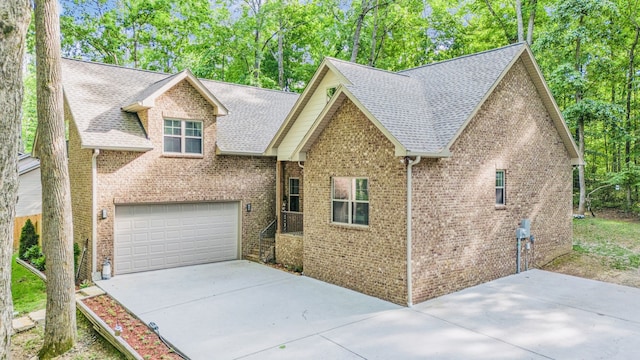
left=96, top=261, right=640, bottom=360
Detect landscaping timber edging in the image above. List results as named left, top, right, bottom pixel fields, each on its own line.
left=76, top=297, right=144, bottom=360
left=15, top=257, right=46, bottom=282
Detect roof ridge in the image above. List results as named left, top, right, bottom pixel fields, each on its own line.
left=62, top=57, right=172, bottom=76
left=200, top=78, right=299, bottom=96
left=325, top=57, right=410, bottom=78
left=62, top=57, right=297, bottom=96
left=397, top=42, right=525, bottom=74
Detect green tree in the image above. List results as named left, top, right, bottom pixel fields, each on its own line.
left=18, top=219, right=40, bottom=260
left=535, top=0, right=620, bottom=215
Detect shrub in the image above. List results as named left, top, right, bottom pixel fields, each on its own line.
left=19, top=219, right=39, bottom=260
left=74, top=242, right=81, bottom=274
left=24, top=245, right=46, bottom=271
left=24, top=245, right=43, bottom=261
left=32, top=256, right=46, bottom=271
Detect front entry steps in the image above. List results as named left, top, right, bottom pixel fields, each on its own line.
left=246, top=237, right=275, bottom=263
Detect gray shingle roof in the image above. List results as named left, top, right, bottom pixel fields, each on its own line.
left=18, top=152, right=40, bottom=175
left=208, top=81, right=299, bottom=154
left=62, top=59, right=156, bottom=150
left=325, top=43, right=524, bottom=154
left=61, top=59, right=298, bottom=154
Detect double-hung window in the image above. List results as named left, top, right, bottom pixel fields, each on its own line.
left=289, top=178, right=300, bottom=212
left=496, top=170, right=506, bottom=205
left=332, top=177, right=369, bottom=226
left=163, top=119, right=203, bottom=155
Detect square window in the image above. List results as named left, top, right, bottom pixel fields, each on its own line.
left=163, top=119, right=203, bottom=155
left=332, top=177, right=369, bottom=226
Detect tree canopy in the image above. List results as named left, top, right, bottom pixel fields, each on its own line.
left=20, top=0, right=640, bottom=212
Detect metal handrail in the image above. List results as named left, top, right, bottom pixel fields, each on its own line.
left=259, top=219, right=277, bottom=262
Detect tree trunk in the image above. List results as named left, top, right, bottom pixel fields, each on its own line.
left=526, top=0, right=537, bottom=44
left=368, top=0, right=379, bottom=66
left=516, top=0, right=524, bottom=42
left=351, top=0, right=374, bottom=63
left=624, top=25, right=639, bottom=210
left=34, top=0, right=77, bottom=358
left=575, top=14, right=586, bottom=215
left=0, top=1, right=31, bottom=358
left=278, top=18, right=284, bottom=90
left=253, top=26, right=261, bottom=86
left=577, top=118, right=586, bottom=214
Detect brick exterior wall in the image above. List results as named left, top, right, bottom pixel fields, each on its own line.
left=275, top=233, right=303, bottom=269
left=70, top=80, right=276, bottom=278
left=304, top=99, right=408, bottom=305
left=67, top=102, right=94, bottom=280
left=410, top=59, right=573, bottom=303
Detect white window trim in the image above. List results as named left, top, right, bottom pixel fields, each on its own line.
left=163, top=119, right=203, bottom=156
left=496, top=170, right=506, bottom=206
left=288, top=177, right=300, bottom=212
left=331, top=177, right=369, bottom=226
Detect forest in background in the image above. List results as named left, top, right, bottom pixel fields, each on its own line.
left=20, top=0, right=640, bottom=213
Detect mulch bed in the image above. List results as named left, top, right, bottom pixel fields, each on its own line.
left=82, top=295, right=182, bottom=360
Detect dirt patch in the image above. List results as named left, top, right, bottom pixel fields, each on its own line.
left=543, top=252, right=640, bottom=288
left=82, top=295, right=182, bottom=360
left=586, top=208, right=640, bottom=222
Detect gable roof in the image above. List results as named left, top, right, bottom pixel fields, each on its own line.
left=121, top=69, right=228, bottom=115
left=61, top=59, right=298, bottom=154
left=274, top=43, right=581, bottom=164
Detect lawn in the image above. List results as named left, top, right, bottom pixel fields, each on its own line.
left=544, top=216, right=640, bottom=287
left=573, top=217, right=640, bottom=270
left=11, top=253, right=126, bottom=359
left=11, top=253, right=46, bottom=315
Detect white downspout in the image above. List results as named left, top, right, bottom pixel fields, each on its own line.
left=91, top=149, right=100, bottom=280
left=406, top=156, right=421, bottom=307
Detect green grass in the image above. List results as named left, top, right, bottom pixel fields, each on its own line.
left=11, top=253, right=47, bottom=315
left=573, top=218, right=640, bottom=270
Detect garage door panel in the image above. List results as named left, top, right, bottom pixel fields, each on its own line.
left=133, top=245, right=149, bottom=255
left=150, top=244, right=165, bottom=254
left=115, top=202, right=239, bottom=275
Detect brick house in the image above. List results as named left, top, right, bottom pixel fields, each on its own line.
left=61, top=58, right=298, bottom=280
left=61, top=43, right=579, bottom=306
left=267, top=43, right=581, bottom=305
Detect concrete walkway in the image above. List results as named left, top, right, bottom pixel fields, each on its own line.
left=97, top=261, right=640, bottom=360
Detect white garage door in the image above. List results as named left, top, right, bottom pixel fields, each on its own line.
left=114, top=202, right=239, bottom=275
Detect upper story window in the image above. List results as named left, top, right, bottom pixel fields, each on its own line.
left=289, top=178, right=300, bottom=212
left=163, top=119, right=203, bottom=155
left=332, top=177, right=369, bottom=226
left=496, top=170, right=506, bottom=205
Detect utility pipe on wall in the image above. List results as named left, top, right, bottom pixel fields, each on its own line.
left=406, top=156, right=421, bottom=307
left=91, top=148, right=100, bottom=280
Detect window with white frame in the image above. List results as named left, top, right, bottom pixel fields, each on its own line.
left=496, top=170, right=506, bottom=205
left=163, top=119, right=203, bottom=155
left=289, top=178, right=300, bottom=212
left=332, top=177, right=369, bottom=225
